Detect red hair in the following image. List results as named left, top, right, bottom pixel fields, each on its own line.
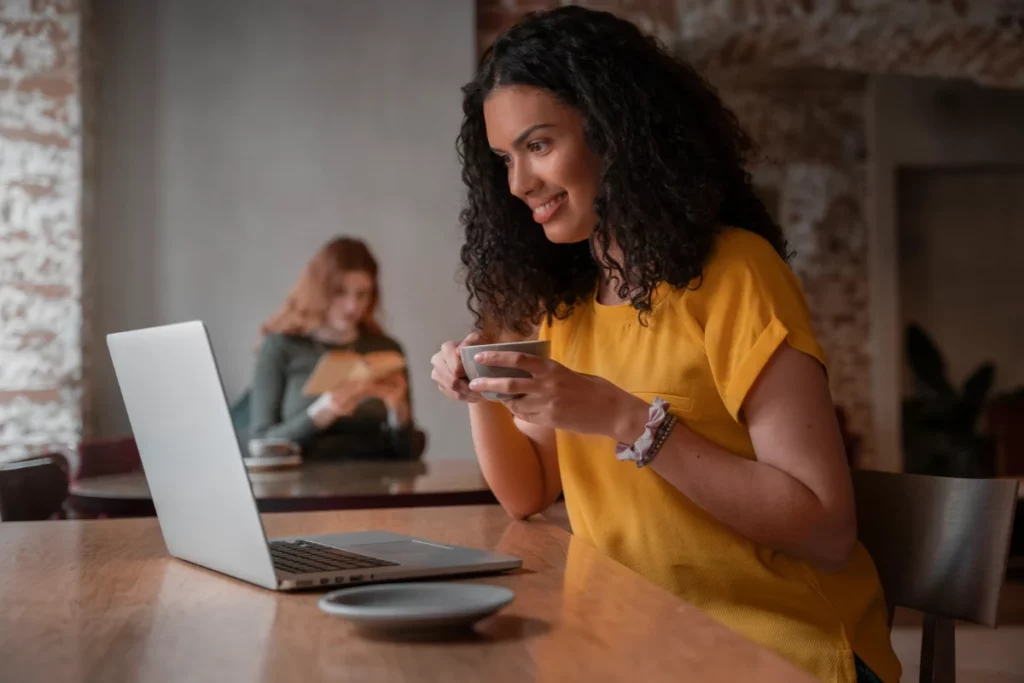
left=261, top=237, right=383, bottom=337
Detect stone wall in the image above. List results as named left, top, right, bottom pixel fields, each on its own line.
left=476, top=0, right=678, bottom=57
left=717, top=70, right=873, bottom=457
left=677, top=0, right=1024, bottom=88
left=0, top=0, right=84, bottom=460
left=0, top=0, right=1017, bottom=463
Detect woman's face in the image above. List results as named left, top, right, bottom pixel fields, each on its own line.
left=325, top=270, right=375, bottom=334
left=484, top=85, right=601, bottom=244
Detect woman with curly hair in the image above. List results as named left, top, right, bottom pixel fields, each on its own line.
left=430, top=7, right=898, bottom=683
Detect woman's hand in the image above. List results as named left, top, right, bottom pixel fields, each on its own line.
left=365, top=373, right=407, bottom=411
left=430, top=332, right=490, bottom=403
left=467, top=351, right=650, bottom=442
left=327, top=379, right=373, bottom=417
left=307, top=378, right=371, bottom=428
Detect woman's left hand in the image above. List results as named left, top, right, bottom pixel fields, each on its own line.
left=366, top=374, right=408, bottom=411
left=467, top=351, right=649, bottom=442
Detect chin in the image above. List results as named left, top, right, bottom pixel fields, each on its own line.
left=327, top=320, right=357, bottom=333
left=540, top=218, right=593, bottom=244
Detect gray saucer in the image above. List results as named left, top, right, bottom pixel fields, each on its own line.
left=318, top=582, right=514, bottom=631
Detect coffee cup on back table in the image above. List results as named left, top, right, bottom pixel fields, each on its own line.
left=459, top=340, right=552, bottom=401
left=247, top=437, right=301, bottom=459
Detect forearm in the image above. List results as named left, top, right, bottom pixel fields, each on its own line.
left=249, top=338, right=319, bottom=444
left=250, top=390, right=320, bottom=443
left=616, top=410, right=852, bottom=570
left=251, top=411, right=319, bottom=443
left=387, top=397, right=411, bottom=429
left=468, top=401, right=549, bottom=519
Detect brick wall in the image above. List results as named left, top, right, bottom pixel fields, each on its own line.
left=719, top=70, right=874, bottom=458
left=678, top=0, right=1024, bottom=88
left=476, top=0, right=677, bottom=56
left=0, top=0, right=84, bottom=460
left=0, top=0, right=1016, bottom=463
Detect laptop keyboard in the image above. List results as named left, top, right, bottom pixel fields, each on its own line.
left=269, top=539, right=398, bottom=575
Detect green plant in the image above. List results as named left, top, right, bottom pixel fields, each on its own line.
left=902, top=323, right=996, bottom=477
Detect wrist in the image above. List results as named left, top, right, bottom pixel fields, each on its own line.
left=307, top=394, right=338, bottom=428
left=608, top=393, right=652, bottom=444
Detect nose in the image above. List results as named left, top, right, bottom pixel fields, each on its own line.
left=508, top=158, right=540, bottom=199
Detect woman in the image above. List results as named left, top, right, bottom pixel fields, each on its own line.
left=430, top=8, right=899, bottom=683
left=250, top=236, right=415, bottom=460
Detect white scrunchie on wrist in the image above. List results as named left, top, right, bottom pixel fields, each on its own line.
left=614, top=397, right=671, bottom=463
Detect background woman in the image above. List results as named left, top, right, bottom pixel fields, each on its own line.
left=249, top=236, right=415, bottom=460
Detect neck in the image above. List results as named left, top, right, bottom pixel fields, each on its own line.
left=315, top=325, right=359, bottom=345
left=593, top=236, right=630, bottom=305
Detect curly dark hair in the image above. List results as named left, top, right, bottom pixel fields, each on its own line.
left=456, top=6, right=786, bottom=335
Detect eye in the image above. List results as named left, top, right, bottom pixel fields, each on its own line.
left=499, top=154, right=512, bottom=167
left=526, top=139, right=549, bottom=154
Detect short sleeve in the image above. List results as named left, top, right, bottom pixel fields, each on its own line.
left=694, top=231, right=826, bottom=422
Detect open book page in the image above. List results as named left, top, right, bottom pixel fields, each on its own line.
left=302, top=350, right=406, bottom=395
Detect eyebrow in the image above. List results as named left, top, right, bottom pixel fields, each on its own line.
left=491, top=123, right=554, bottom=154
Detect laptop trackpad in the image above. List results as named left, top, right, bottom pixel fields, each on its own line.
left=349, top=540, right=453, bottom=565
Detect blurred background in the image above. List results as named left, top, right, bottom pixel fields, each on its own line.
left=2, top=2, right=1023, bottom=680
left=2, top=0, right=1023, bottom=475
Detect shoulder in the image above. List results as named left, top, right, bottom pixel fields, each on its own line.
left=704, top=226, right=789, bottom=278
left=658, top=228, right=789, bottom=303
left=259, top=333, right=313, bottom=356
left=664, top=226, right=808, bottom=324
left=692, top=228, right=798, bottom=297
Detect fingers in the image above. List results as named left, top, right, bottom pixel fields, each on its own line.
left=433, top=336, right=504, bottom=404
left=438, top=340, right=467, bottom=377
left=461, top=331, right=488, bottom=347
left=430, top=364, right=480, bottom=402
left=329, top=382, right=365, bottom=403
left=328, top=392, right=360, bottom=417
left=501, top=398, right=540, bottom=423
left=373, top=374, right=406, bottom=392
left=467, top=377, right=533, bottom=396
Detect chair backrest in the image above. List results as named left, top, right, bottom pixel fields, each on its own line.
left=75, top=436, right=141, bottom=480
left=852, top=469, right=1019, bottom=627
left=0, top=454, right=70, bottom=522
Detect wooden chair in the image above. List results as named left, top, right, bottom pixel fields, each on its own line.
left=0, top=454, right=70, bottom=522
left=852, top=470, right=1020, bottom=683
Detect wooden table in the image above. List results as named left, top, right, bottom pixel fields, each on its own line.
left=67, top=459, right=495, bottom=517
left=0, top=506, right=812, bottom=683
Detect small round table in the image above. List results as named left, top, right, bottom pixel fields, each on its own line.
left=68, top=459, right=496, bottom=517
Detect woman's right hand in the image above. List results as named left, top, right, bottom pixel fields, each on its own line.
left=431, top=332, right=489, bottom=403
left=308, top=379, right=372, bottom=428
left=327, top=379, right=373, bottom=416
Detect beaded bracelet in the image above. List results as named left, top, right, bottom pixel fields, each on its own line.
left=637, top=414, right=676, bottom=468
left=615, top=398, right=678, bottom=469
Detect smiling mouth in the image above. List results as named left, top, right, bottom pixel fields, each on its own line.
left=532, top=192, right=568, bottom=223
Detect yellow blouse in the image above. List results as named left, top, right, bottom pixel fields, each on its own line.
left=538, top=227, right=901, bottom=683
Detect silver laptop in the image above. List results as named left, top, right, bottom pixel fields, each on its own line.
left=107, top=321, right=521, bottom=591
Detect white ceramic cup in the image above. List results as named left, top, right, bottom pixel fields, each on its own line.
left=459, top=339, right=552, bottom=401
left=247, top=437, right=301, bottom=459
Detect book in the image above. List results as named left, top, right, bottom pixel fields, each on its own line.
left=302, top=349, right=406, bottom=396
